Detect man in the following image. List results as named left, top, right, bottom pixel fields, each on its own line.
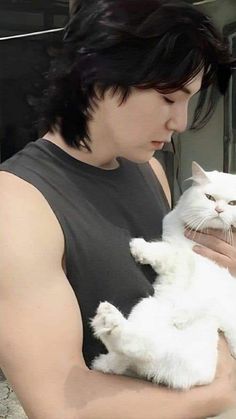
left=0, top=1, right=235, bottom=418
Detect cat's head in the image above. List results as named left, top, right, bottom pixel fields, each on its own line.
left=177, top=162, right=236, bottom=232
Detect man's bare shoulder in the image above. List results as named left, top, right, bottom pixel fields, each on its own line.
left=0, top=170, right=64, bottom=269
left=0, top=170, right=49, bottom=204
left=0, top=173, right=88, bottom=418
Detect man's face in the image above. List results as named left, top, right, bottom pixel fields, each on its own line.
left=88, top=72, right=203, bottom=163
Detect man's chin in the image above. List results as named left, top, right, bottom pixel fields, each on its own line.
left=122, top=151, right=156, bottom=164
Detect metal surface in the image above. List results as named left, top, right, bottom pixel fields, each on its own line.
left=0, top=0, right=69, bottom=37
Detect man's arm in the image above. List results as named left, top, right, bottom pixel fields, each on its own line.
left=0, top=171, right=234, bottom=419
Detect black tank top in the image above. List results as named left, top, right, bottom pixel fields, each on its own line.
left=0, top=138, right=169, bottom=366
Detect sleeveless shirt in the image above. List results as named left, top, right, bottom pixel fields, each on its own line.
left=0, top=138, right=170, bottom=366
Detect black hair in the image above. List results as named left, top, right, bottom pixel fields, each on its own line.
left=40, top=0, right=236, bottom=150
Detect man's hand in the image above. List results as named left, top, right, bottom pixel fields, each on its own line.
left=185, top=228, right=236, bottom=277
left=213, top=334, right=236, bottom=412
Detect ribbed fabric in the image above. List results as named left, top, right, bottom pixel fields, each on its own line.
left=0, top=138, right=169, bottom=366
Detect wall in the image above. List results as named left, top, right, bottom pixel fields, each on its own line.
left=176, top=0, right=236, bottom=195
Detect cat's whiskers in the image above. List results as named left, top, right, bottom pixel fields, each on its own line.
left=184, top=214, right=210, bottom=236
left=222, top=226, right=233, bottom=246
left=184, top=213, right=205, bottom=226
left=184, top=211, right=236, bottom=246
left=184, top=217, right=202, bottom=235
left=192, top=216, right=211, bottom=238
left=225, top=228, right=230, bottom=245
left=229, top=227, right=234, bottom=246
left=225, top=229, right=229, bottom=244
left=184, top=218, right=204, bottom=233
left=231, top=228, right=234, bottom=246
left=186, top=219, right=235, bottom=247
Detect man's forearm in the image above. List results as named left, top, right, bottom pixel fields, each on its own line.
left=63, top=368, right=224, bottom=419
left=9, top=362, right=226, bottom=419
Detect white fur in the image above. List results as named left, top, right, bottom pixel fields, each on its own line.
left=91, top=162, right=236, bottom=390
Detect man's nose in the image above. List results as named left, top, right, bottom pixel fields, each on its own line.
left=167, top=107, right=188, bottom=134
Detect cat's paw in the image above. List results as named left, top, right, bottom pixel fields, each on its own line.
left=92, top=354, right=115, bottom=373
left=130, top=238, right=149, bottom=264
left=92, top=353, right=128, bottom=375
left=91, top=302, right=125, bottom=340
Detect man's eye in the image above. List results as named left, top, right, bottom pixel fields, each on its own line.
left=205, top=194, right=215, bottom=202
left=163, top=97, right=174, bottom=105
left=228, top=200, right=236, bottom=206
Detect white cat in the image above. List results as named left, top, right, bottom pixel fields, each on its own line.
left=91, top=162, right=236, bottom=390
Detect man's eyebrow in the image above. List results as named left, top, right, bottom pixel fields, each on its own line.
left=180, top=86, right=200, bottom=95
left=181, top=86, right=191, bottom=95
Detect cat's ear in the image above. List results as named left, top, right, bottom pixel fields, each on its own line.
left=191, top=161, right=210, bottom=185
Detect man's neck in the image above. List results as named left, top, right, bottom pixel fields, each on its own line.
left=43, top=131, right=119, bottom=170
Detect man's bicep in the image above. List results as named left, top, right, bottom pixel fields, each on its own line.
left=0, top=265, right=87, bottom=418
left=0, top=239, right=87, bottom=417
left=0, top=265, right=85, bottom=372
left=0, top=174, right=88, bottom=417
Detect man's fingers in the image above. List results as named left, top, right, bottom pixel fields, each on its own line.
left=193, top=245, right=231, bottom=266
left=185, top=228, right=236, bottom=276
left=185, top=230, right=235, bottom=258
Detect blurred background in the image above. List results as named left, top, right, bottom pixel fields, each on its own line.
left=0, top=0, right=69, bottom=162
left=0, top=0, right=235, bottom=202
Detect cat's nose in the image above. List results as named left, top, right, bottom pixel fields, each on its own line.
left=215, top=206, right=224, bottom=214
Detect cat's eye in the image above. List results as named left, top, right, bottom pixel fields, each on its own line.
left=228, top=200, right=236, bottom=206
left=205, top=194, right=216, bottom=202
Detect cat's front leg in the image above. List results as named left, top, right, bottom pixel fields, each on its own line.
left=92, top=352, right=130, bottom=375
left=130, top=238, right=173, bottom=274
left=91, top=301, right=127, bottom=352
left=91, top=302, right=154, bottom=362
